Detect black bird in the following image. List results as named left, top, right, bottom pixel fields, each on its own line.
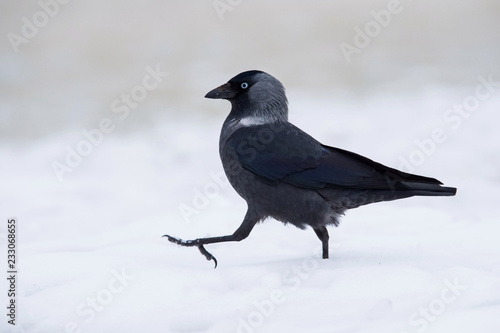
left=164, top=70, right=456, bottom=267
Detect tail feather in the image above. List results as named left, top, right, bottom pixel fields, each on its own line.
left=399, top=181, right=457, bottom=196
left=319, top=182, right=456, bottom=210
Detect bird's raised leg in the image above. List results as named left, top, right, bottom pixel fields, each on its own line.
left=313, top=226, right=329, bottom=259
left=164, top=212, right=259, bottom=268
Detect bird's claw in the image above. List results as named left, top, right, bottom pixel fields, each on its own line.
left=163, top=234, right=194, bottom=246
left=163, top=234, right=218, bottom=268
left=198, top=245, right=218, bottom=269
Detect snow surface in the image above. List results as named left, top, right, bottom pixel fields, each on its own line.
left=1, top=87, right=500, bottom=333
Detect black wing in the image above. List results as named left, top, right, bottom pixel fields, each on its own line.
left=226, top=123, right=442, bottom=190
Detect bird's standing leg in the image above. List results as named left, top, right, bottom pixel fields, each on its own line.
left=164, top=211, right=259, bottom=268
left=313, top=226, right=329, bottom=259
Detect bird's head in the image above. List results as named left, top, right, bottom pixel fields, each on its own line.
left=205, top=70, right=288, bottom=123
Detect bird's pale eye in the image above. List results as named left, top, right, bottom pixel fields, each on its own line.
left=241, top=82, right=249, bottom=89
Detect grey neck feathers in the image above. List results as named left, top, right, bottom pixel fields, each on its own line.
left=228, top=82, right=289, bottom=125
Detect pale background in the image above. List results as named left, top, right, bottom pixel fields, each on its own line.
left=1, top=1, right=499, bottom=332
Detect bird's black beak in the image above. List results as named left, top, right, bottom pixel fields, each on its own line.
left=205, top=83, right=236, bottom=99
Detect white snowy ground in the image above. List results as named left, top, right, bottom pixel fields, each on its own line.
left=2, top=87, right=500, bottom=333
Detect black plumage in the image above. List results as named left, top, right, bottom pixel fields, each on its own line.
left=164, top=70, right=456, bottom=267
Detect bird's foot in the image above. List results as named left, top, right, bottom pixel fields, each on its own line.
left=163, top=234, right=195, bottom=246
left=163, top=235, right=218, bottom=268
left=198, top=245, right=218, bottom=269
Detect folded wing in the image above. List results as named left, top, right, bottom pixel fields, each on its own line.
left=227, top=123, right=444, bottom=191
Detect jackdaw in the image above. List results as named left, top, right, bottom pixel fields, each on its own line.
left=164, top=70, right=456, bottom=267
